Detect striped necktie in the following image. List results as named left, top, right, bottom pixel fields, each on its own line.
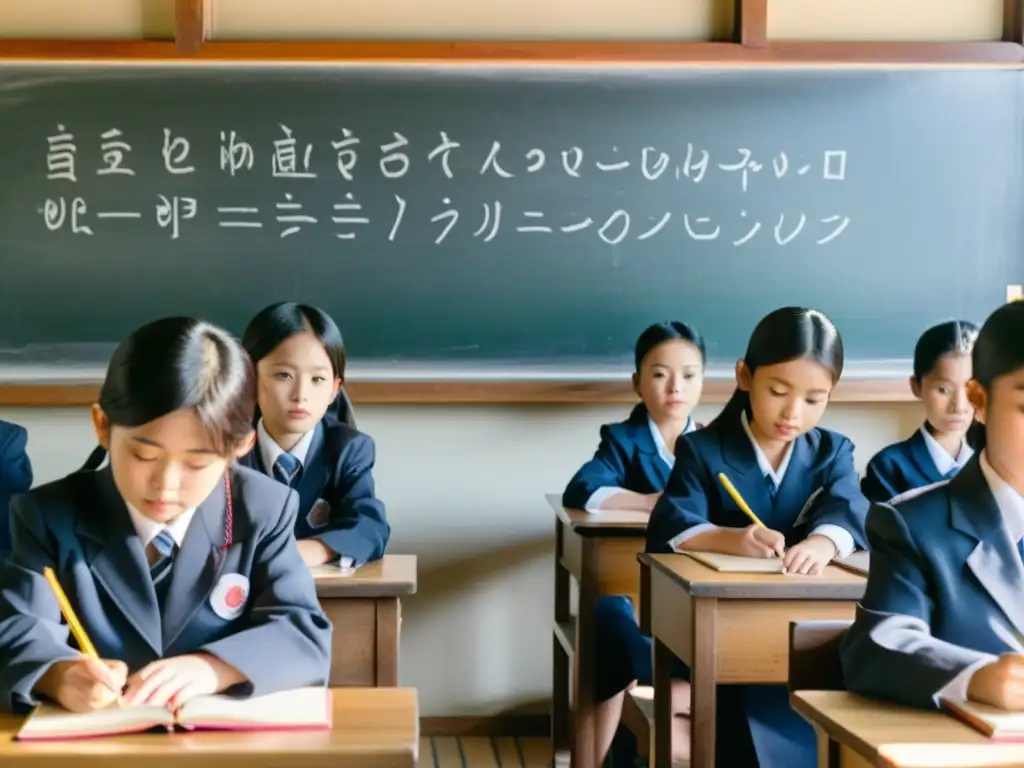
left=765, top=474, right=778, bottom=505
left=273, top=452, right=301, bottom=488
left=149, top=530, right=176, bottom=609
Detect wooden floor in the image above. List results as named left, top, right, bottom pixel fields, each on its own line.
left=417, top=737, right=551, bottom=767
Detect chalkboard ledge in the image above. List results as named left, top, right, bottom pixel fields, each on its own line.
left=0, top=360, right=915, bottom=406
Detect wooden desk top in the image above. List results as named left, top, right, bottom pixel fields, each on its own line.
left=0, top=687, right=419, bottom=768
left=791, top=690, right=1022, bottom=768
left=547, top=493, right=648, bottom=536
left=640, top=552, right=867, bottom=600
left=312, top=554, right=417, bottom=598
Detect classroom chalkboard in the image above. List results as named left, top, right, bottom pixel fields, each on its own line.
left=0, top=63, right=1020, bottom=370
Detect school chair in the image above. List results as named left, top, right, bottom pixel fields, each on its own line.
left=787, top=620, right=852, bottom=692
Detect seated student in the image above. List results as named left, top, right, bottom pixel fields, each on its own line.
left=0, top=419, right=32, bottom=563
left=647, top=306, right=869, bottom=768
left=562, top=320, right=706, bottom=766
left=0, top=317, right=331, bottom=715
left=240, top=302, right=389, bottom=569
left=841, top=300, right=1024, bottom=712
left=861, top=320, right=979, bottom=502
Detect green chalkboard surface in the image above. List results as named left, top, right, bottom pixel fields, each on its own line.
left=0, top=63, right=1020, bottom=370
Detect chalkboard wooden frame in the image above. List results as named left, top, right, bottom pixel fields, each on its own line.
left=0, top=0, right=1021, bottom=407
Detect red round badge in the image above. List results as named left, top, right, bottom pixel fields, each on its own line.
left=225, top=585, right=246, bottom=609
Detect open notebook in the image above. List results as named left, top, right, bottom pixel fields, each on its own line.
left=683, top=551, right=790, bottom=573
left=940, top=698, right=1024, bottom=741
left=16, top=686, right=332, bottom=741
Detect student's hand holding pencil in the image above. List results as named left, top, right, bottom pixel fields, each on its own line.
left=35, top=657, right=127, bottom=713
left=734, top=524, right=787, bottom=559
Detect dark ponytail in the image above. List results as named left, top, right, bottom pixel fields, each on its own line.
left=242, top=302, right=357, bottom=430
left=81, top=317, right=256, bottom=472
left=965, top=302, right=1024, bottom=452
left=711, top=307, right=844, bottom=428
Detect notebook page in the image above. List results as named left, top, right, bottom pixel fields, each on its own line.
left=16, top=702, right=172, bottom=740
left=684, top=551, right=786, bottom=573
left=177, top=687, right=331, bottom=728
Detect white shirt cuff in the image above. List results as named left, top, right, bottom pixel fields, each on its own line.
left=584, top=487, right=624, bottom=512
left=809, top=524, right=856, bottom=559
left=668, top=522, right=722, bottom=552
left=933, top=655, right=998, bottom=706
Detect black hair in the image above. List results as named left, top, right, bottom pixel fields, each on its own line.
left=629, top=321, right=706, bottom=422
left=965, top=301, right=1024, bottom=451
left=712, top=306, right=844, bottom=428
left=912, top=320, right=979, bottom=380
left=241, top=302, right=356, bottom=429
left=81, top=317, right=257, bottom=472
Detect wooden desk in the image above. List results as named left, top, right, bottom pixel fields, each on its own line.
left=641, top=553, right=866, bottom=768
left=548, top=493, right=648, bottom=768
left=311, top=555, right=417, bottom=688
left=791, top=689, right=1024, bottom=768
left=0, top=687, right=419, bottom=768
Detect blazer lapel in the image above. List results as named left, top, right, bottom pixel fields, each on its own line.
left=631, top=419, right=671, bottom=488
left=161, top=475, right=237, bottom=649
left=952, top=460, right=1024, bottom=641
left=908, top=428, right=945, bottom=485
left=77, top=468, right=162, bottom=655
left=719, top=418, right=773, bottom=519
left=774, top=434, right=816, bottom=521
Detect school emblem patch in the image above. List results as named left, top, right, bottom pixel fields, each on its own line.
left=307, top=498, right=331, bottom=529
left=210, top=573, right=250, bottom=621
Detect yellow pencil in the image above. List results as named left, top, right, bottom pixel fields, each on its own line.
left=717, top=473, right=767, bottom=528
left=43, top=566, right=100, bottom=658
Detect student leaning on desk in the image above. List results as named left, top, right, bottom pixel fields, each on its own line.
left=645, top=306, right=870, bottom=768
left=0, top=316, right=331, bottom=715
left=842, top=300, right=1024, bottom=712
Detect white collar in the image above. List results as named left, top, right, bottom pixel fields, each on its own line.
left=257, top=418, right=316, bottom=474
left=125, top=503, right=196, bottom=549
left=647, top=415, right=694, bottom=469
left=918, top=425, right=973, bottom=478
left=978, top=450, right=1024, bottom=545
left=741, top=410, right=794, bottom=487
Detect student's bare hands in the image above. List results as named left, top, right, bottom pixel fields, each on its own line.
left=122, top=653, right=242, bottom=709
left=47, top=657, right=127, bottom=713
left=968, top=655, right=1024, bottom=710
left=782, top=535, right=837, bottom=575
left=733, top=525, right=786, bottom=558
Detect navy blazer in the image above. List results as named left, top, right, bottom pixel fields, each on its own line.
left=841, top=457, right=1023, bottom=709
left=0, top=464, right=332, bottom=714
left=646, top=412, right=869, bottom=553
left=240, top=418, right=390, bottom=566
left=562, top=409, right=683, bottom=509
left=0, top=421, right=32, bottom=558
left=861, top=428, right=948, bottom=503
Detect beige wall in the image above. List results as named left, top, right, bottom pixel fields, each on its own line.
left=0, top=0, right=1000, bottom=716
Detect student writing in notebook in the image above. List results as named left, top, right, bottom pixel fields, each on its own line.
left=841, top=300, right=1024, bottom=712
left=0, top=317, right=331, bottom=715
left=239, top=302, right=389, bottom=568
left=861, top=320, right=979, bottom=502
left=0, top=418, right=32, bottom=564
left=646, top=306, right=869, bottom=768
left=562, top=321, right=706, bottom=767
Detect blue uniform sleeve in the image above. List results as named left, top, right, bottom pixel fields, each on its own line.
left=803, top=436, right=869, bottom=549
left=861, top=453, right=901, bottom=503
left=201, top=490, right=332, bottom=695
left=313, top=433, right=389, bottom=567
left=840, top=503, right=992, bottom=708
left=562, top=425, right=630, bottom=509
left=0, top=494, right=81, bottom=713
left=645, top=436, right=713, bottom=553
left=0, top=423, right=33, bottom=559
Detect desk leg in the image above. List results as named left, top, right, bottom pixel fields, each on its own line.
left=571, top=539, right=597, bottom=768
left=653, top=637, right=673, bottom=768
left=375, top=597, right=400, bottom=687
left=553, top=522, right=571, bottom=764
left=814, top=725, right=841, bottom=768
left=689, top=598, right=717, bottom=768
